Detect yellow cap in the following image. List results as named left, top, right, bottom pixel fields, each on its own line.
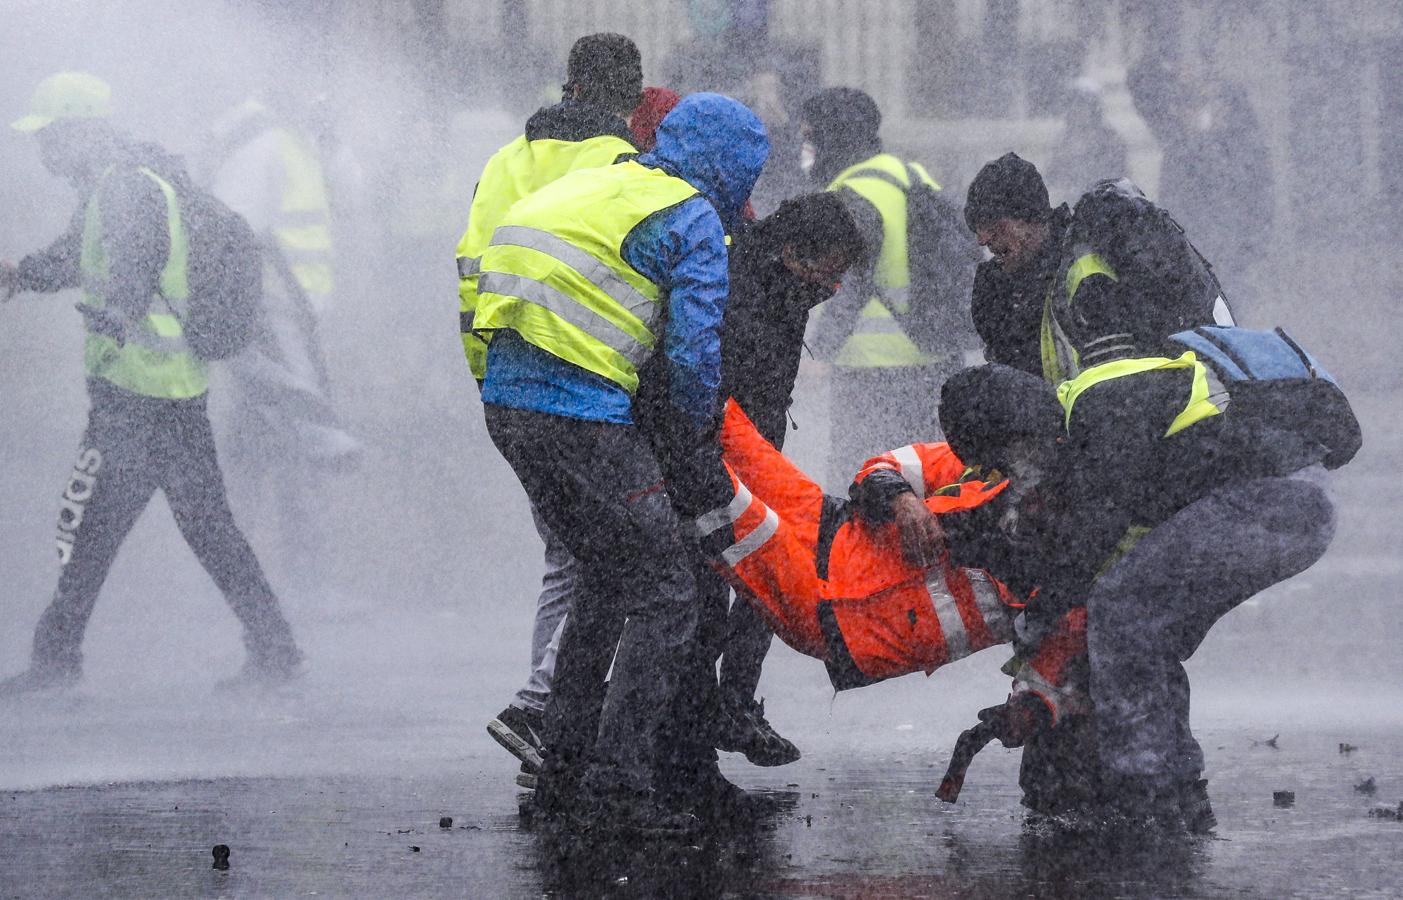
left=12, top=72, right=112, bottom=133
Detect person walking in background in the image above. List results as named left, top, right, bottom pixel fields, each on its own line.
left=0, top=73, right=302, bottom=695
left=1127, top=63, right=1274, bottom=315
left=454, top=34, right=642, bottom=778
left=204, top=97, right=361, bottom=610
left=1043, top=79, right=1128, bottom=203
left=799, top=87, right=979, bottom=487
left=473, top=92, right=768, bottom=835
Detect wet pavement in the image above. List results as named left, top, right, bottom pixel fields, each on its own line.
left=3, top=719, right=1403, bottom=898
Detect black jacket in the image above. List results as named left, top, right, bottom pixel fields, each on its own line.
left=523, top=99, right=634, bottom=145
left=719, top=221, right=834, bottom=448
left=969, top=204, right=1071, bottom=376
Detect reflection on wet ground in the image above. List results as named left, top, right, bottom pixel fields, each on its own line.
left=3, top=727, right=1402, bottom=898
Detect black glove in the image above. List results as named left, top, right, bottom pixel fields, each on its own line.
left=977, top=693, right=1052, bottom=749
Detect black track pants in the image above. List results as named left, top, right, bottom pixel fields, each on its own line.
left=31, top=379, right=299, bottom=672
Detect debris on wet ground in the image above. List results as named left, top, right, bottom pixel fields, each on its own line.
left=439, top=816, right=453, bottom=829
left=410, top=845, right=421, bottom=852
left=1340, top=743, right=1359, bottom=754
left=1273, top=790, right=1295, bottom=807
left=211, top=844, right=230, bottom=870
left=1366, top=802, right=1403, bottom=821
left=1355, top=777, right=1377, bottom=795
left=1255, top=734, right=1281, bottom=749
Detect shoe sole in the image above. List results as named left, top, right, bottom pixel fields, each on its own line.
left=487, top=719, right=544, bottom=772
left=515, top=771, right=538, bottom=790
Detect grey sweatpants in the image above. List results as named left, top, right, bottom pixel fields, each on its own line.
left=511, top=503, right=580, bottom=714
left=1087, top=468, right=1336, bottom=788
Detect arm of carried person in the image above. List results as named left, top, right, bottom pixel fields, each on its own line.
left=622, top=196, right=729, bottom=431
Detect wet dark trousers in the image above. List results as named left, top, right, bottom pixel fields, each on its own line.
left=32, top=379, right=297, bottom=672
left=485, top=404, right=701, bottom=793
left=1087, top=471, right=1336, bottom=787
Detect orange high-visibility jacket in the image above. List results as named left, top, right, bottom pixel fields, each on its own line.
left=702, top=399, right=1086, bottom=719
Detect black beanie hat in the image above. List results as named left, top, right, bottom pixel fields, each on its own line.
left=938, top=364, right=1064, bottom=468
left=565, top=33, right=643, bottom=114
left=964, top=152, right=1052, bottom=232
left=800, top=87, right=881, bottom=150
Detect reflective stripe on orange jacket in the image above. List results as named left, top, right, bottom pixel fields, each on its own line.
left=709, top=399, right=1021, bottom=682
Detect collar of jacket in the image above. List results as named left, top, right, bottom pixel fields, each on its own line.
left=524, top=100, right=635, bottom=145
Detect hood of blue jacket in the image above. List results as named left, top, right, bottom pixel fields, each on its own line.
left=639, top=92, right=768, bottom=227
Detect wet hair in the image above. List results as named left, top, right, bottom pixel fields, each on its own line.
left=964, top=152, right=1052, bottom=231
left=564, top=33, right=644, bottom=116
left=939, top=364, right=1064, bottom=469
left=763, top=192, right=863, bottom=265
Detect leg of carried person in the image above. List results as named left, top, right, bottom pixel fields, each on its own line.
left=1087, top=470, right=1335, bottom=815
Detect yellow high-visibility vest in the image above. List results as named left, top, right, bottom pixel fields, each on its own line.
left=472, top=160, right=699, bottom=394
left=824, top=152, right=944, bottom=369
left=1040, top=250, right=1119, bottom=384
left=80, top=166, right=207, bottom=399
left=268, top=127, right=333, bottom=303
left=455, top=132, right=635, bottom=379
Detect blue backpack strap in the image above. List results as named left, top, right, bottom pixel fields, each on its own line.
left=1171, top=325, right=1336, bottom=384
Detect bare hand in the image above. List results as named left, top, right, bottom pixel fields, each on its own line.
left=891, top=492, right=945, bottom=568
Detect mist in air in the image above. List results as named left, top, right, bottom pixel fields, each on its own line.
left=0, top=1, right=1400, bottom=896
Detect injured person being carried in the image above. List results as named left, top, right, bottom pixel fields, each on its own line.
left=698, top=398, right=1088, bottom=737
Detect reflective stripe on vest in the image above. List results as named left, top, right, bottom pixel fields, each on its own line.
left=1056, top=350, right=1223, bottom=437
left=825, top=153, right=944, bottom=369
left=80, top=166, right=207, bottom=399
left=456, top=133, right=635, bottom=379
left=473, top=161, right=698, bottom=393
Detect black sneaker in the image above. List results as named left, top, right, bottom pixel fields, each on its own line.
left=487, top=705, right=545, bottom=773
left=1177, top=778, right=1217, bottom=835
left=215, top=650, right=305, bottom=692
left=716, top=698, right=801, bottom=766
left=0, top=665, right=80, bottom=697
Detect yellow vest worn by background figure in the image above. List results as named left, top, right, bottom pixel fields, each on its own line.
left=824, top=152, right=944, bottom=370
left=455, top=132, right=635, bottom=379
left=268, top=127, right=334, bottom=305
left=472, top=160, right=699, bottom=394
left=81, top=166, right=208, bottom=399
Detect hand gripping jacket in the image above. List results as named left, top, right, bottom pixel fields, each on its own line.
left=81, top=166, right=208, bottom=399
left=703, top=400, right=1034, bottom=688
left=471, top=160, right=698, bottom=394
left=455, top=131, right=635, bottom=379
left=824, top=152, right=946, bottom=369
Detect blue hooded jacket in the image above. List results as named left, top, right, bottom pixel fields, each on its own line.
left=482, top=93, right=769, bottom=428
